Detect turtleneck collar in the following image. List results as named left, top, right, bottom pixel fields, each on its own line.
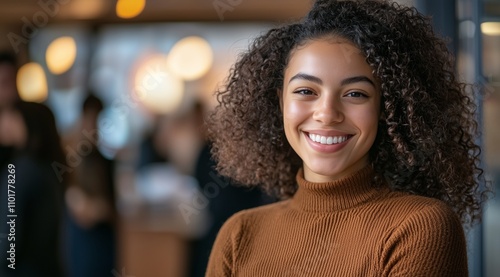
left=291, top=165, right=389, bottom=213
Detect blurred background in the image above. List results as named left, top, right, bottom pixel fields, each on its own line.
left=0, top=0, right=498, bottom=276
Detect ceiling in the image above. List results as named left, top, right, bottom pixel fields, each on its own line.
left=0, top=0, right=312, bottom=26
left=1, top=0, right=499, bottom=51
left=1, top=0, right=498, bottom=27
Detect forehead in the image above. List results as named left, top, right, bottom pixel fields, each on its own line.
left=285, top=38, right=373, bottom=81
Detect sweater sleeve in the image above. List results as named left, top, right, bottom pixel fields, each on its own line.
left=380, top=201, right=468, bottom=277
left=205, top=211, right=245, bottom=277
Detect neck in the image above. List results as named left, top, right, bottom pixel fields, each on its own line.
left=292, top=165, right=389, bottom=212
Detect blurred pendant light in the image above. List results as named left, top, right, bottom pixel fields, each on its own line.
left=17, top=62, right=48, bottom=103
left=46, top=36, right=77, bottom=75
left=134, top=54, right=185, bottom=114
left=166, top=36, right=214, bottom=81
left=481, top=22, right=500, bottom=36
left=116, top=0, right=146, bottom=19
left=66, top=0, right=107, bottom=19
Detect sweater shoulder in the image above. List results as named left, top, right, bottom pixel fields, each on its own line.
left=378, top=192, right=466, bottom=258
left=377, top=193, right=468, bottom=276
left=206, top=200, right=291, bottom=275
left=217, top=200, right=291, bottom=240
left=226, top=200, right=291, bottom=225
left=381, top=191, right=459, bottom=223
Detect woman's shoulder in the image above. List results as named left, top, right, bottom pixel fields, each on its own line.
left=384, top=190, right=455, bottom=213
left=377, top=191, right=463, bottom=233
left=218, top=200, right=290, bottom=234
left=229, top=199, right=290, bottom=221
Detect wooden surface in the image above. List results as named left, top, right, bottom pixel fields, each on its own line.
left=117, top=220, right=190, bottom=277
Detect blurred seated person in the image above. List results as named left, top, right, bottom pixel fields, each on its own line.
left=0, top=102, right=65, bottom=277
left=63, top=94, right=116, bottom=277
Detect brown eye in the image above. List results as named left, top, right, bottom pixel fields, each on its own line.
left=294, top=89, right=315, bottom=95
left=345, top=91, right=367, bottom=98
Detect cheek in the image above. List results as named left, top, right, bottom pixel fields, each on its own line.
left=282, top=100, right=306, bottom=146
left=283, top=100, right=306, bottom=124
left=352, top=106, right=380, bottom=139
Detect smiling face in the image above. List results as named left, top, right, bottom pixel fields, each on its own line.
left=282, top=38, right=381, bottom=183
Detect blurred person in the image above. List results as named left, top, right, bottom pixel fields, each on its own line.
left=132, top=105, right=209, bottom=234
left=155, top=103, right=206, bottom=176
left=183, top=102, right=271, bottom=277
left=133, top=101, right=269, bottom=275
left=0, top=51, right=19, bottom=110
left=63, top=93, right=116, bottom=277
left=136, top=127, right=167, bottom=171
left=0, top=102, right=65, bottom=277
left=0, top=51, right=20, bottom=168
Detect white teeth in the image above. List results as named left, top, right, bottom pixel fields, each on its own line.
left=308, top=133, right=349, bottom=145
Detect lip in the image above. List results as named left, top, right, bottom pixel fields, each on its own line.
left=303, top=131, right=353, bottom=153
left=303, top=129, right=352, bottom=137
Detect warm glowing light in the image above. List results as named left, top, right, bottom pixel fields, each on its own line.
left=16, top=63, right=48, bottom=103
left=66, top=0, right=107, bottom=19
left=481, top=22, right=500, bottom=36
left=46, top=36, right=77, bottom=75
left=116, top=0, right=146, bottom=19
left=166, top=36, right=214, bottom=81
left=134, top=54, right=185, bottom=114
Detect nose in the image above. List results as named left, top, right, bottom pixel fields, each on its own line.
left=312, top=95, right=344, bottom=125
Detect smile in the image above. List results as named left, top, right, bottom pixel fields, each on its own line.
left=308, top=133, right=349, bottom=145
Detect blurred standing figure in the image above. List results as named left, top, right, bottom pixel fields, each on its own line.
left=64, top=94, right=116, bottom=277
left=184, top=103, right=271, bottom=277
left=0, top=52, right=19, bottom=110
left=0, top=102, right=65, bottom=277
left=0, top=51, right=20, bottom=167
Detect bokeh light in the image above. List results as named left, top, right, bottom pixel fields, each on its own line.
left=116, top=0, right=146, bottom=19
left=66, top=0, right=107, bottom=19
left=134, top=54, right=185, bottom=114
left=16, top=62, right=48, bottom=103
left=46, top=36, right=77, bottom=75
left=166, top=36, right=214, bottom=81
left=482, top=22, right=500, bottom=36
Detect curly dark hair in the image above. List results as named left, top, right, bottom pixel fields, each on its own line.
left=208, top=0, right=489, bottom=224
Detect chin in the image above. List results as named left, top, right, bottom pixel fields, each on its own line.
left=307, top=163, right=345, bottom=179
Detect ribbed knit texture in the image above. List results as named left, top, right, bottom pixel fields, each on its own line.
left=206, top=166, right=468, bottom=276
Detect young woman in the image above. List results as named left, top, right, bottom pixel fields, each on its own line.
left=206, top=0, right=488, bottom=276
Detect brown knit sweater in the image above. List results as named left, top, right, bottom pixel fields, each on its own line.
left=206, top=166, right=468, bottom=276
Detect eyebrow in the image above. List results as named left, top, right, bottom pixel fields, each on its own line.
left=288, top=73, right=375, bottom=88
left=289, top=73, right=322, bottom=85
left=341, top=76, right=375, bottom=87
